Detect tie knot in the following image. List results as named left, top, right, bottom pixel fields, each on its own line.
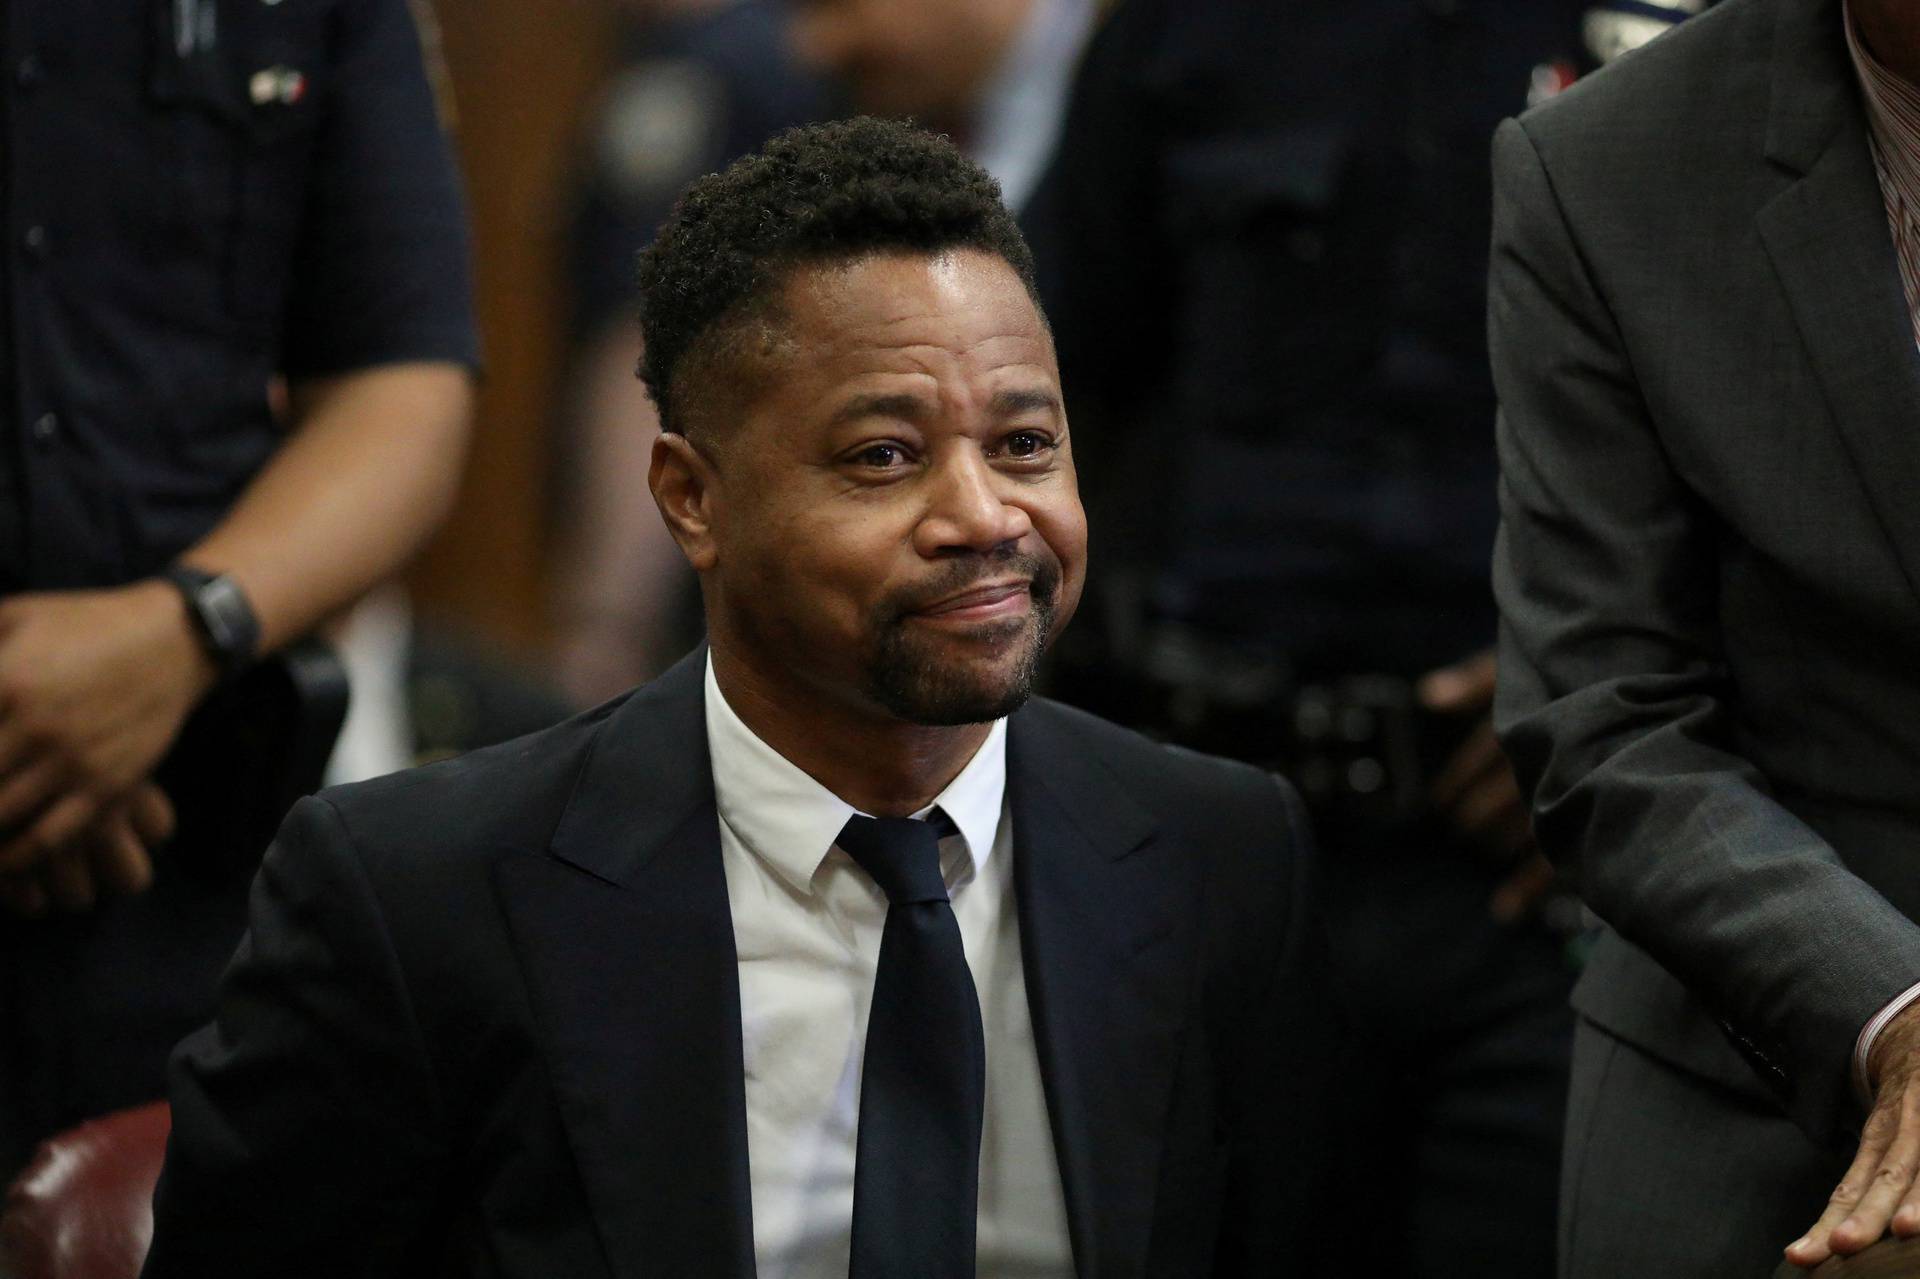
left=836, top=813, right=951, bottom=905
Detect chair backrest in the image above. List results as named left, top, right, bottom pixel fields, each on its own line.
left=0, top=1102, right=171, bottom=1279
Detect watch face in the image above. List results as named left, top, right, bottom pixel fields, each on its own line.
left=203, top=578, right=243, bottom=647
left=194, top=575, right=260, bottom=666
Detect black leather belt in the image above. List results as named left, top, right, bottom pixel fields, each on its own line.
left=1049, top=622, right=1470, bottom=838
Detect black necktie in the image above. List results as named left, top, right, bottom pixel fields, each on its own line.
left=836, top=812, right=985, bottom=1279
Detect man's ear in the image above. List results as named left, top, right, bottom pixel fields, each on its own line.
left=650, top=431, right=720, bottom=572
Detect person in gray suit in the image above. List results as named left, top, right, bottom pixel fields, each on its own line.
left=1489, top=0, right=1920, bottom=1273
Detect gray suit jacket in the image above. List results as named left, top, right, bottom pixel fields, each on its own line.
left=1490, top=0, right=1920, bottom=1148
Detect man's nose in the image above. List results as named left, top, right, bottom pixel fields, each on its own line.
left=914, top=451, right=1032, bottom=556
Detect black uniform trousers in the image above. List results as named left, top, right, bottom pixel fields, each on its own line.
left=1317, top=829, right=1574, bottom=1276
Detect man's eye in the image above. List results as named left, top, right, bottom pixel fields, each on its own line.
left=854, top=443, right=906, bottom=468
left=1004, top=431, right=1051, bottom=459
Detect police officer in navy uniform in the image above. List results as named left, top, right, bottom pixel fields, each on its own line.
left=0, top=0, right=477, bottom=1171
left=1028, top=0, right=1714, bottom=1272
left=549, top=0, right=828, bottom=704
left=564, top=0, right=830, bottom=348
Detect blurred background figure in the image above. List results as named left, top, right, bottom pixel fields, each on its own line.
left=549, top=0, right=1098, bottom=707
left=0, top=0, right=476, bottom=1175
left=1579, top=0, right=1711, bottom=66
left=1024, top=0, right=1706, bottom=1271
left=322, top=581, right=572, bottom=787
left=788, top=0, right=1095, bottom=215
left=549, top=0, right=830, bottom=706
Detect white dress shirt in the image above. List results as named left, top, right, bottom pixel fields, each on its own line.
left=704, top=658, right=1074, bottom=1279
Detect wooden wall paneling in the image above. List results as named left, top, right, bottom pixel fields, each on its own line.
left=407, top=0, right=615, bottom=659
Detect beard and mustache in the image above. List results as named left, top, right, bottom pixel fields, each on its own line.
left=862, top=549, right=1062, bottom=727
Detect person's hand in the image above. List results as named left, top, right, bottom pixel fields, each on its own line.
left=1787, top=1006, right=1920, bottom=1268
left=1419, top=649, right=1552, bottom=922
left=0, top=582, right=215, bottom=875
left=0, top=783, right=175, bottom=917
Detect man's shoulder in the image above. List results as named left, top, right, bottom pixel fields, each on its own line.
left=1017, top=696, right=1303, bottom=835
left=1516, top=0, right=1775, bottom=166
left=313, top=693, right=631, bottom=869
left=1015, top=699, right=1312, bottom=958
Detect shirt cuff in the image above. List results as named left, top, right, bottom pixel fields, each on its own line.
left=1855, top=978, right=1920, bottom=1107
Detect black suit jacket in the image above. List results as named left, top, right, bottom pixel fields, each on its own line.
left=1490, top=0, right=1920, bottom=1147
left=141, top=653, right=1340, bottom=1278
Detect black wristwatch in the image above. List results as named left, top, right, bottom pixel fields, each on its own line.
left=160, top=566, right=261, bottom=680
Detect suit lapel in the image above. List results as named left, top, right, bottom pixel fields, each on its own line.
left=1757, top=0, right=1920, bottom=603
left=1008, top=705, right=1190, bottom=1279
left=495, top=653, right=756, bottom=1279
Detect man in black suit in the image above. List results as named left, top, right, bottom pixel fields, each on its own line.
left=1489, top=0, right=1920, bottom=1272
left=141, top=117, right=1338, bottom=1278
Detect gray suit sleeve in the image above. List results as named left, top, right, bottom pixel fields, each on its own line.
left=1487, top=115, right=1920, bottom=1145
left=142, top=796, right=448, bottom=1277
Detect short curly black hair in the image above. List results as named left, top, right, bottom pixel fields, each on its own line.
left=635, top=116, right=1041, bottom=436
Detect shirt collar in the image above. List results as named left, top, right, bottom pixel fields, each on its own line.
left=1846, top=1, right=1920, bottom=216
left=703, top=655, right=1008, bottom=897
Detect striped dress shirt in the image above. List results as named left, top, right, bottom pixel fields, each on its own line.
left=1847, top=4, right=1920, bottom=350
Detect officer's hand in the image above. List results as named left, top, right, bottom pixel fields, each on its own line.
left=1788, top=1005, right=1920, bottom=1268
left=0, top=783, right=173, bottom=917
left=1420, top=650, right=1551, bottom=920
left=0, top=584, right=214, bottom=875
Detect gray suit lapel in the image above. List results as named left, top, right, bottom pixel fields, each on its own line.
left=1007, top=705, right=1191, bottom=1279
left=1757, top=0, right=1920, bottom=600
left=495, top=654, right=757, bottom=1279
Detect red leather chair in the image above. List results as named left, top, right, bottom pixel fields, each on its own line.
left=0, top=1102, right=170, bottom=1279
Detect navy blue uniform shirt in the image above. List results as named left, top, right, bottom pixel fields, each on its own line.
left=564, top=0, right=827, bottom=340
left=1036, top=0, right=1588, bottom=677
left=0, top=0, right=477, bottom=594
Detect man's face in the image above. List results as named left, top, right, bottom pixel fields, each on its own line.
left=788, top=0, right=1027, bottom=122
left=695, top=249, right=1085, bottom=727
